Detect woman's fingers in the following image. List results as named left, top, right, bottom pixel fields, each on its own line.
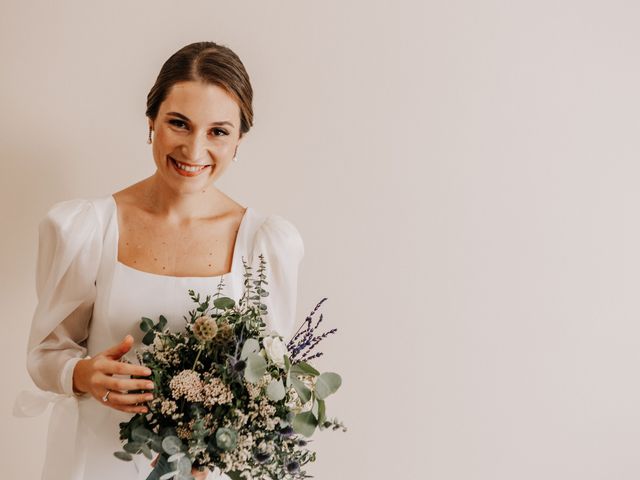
left=107, top=390, right=154, bottom=406
left=92, top=357, right=153, bottom=392
left=101, top=389, right=149, bottom=413
left=101, top=335, right=134, bottom=360
left=102, top=375, right=155, bottom=392
left=95, top=357, right=152, bottom=377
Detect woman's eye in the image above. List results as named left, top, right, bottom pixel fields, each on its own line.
left=168, top=120, right=227, bottom=137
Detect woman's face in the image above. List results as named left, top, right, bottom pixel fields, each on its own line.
left=148, top=80, right=243, bottom=193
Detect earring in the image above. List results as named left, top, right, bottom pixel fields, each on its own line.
left=147, top=128, right=153, bottom=144
left=232, top=156, right=238, bottom=162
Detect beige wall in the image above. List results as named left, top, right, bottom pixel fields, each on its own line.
left=3, top=0, right=640, bottom=478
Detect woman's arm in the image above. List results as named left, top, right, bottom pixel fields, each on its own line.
left=251, top=214, right=305, bottom=340
left=25, top=198, right=102, bottom=396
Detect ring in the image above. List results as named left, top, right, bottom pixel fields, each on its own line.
left=102, top=390, right=111, bottom=403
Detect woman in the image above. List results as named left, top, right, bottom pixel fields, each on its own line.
left=15, top=41, right=305, bottom=480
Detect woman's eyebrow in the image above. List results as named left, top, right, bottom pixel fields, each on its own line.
left=166, top=111, right=235, bottom=127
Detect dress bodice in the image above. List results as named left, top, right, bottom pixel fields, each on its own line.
left=14, top=194, right=305, bottom=480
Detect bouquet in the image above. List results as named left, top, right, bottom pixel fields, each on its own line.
left=114, top=255, right=346, bottom=480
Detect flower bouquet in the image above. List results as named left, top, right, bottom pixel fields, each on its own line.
left=114, top=255, right=346, bottom=480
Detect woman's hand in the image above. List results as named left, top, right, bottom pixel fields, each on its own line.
left=151, top=454, right=209, bottom=479
left=72, top=334, right=154, bottom=413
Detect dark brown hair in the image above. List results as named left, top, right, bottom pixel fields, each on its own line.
left=146, top=41, right=254, bottom=138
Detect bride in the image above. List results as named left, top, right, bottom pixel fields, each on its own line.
left=15, top=41, right=304, bottom=480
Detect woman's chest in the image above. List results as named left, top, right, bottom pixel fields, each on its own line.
left=117, top=209, right=246, bottom=277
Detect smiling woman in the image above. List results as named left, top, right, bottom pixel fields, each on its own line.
left=15, top=41, right=305, bottom=480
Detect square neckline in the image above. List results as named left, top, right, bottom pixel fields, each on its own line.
left=109, top=195, right=250, bottom=280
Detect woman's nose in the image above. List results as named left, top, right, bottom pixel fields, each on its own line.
left=181, top=133, right=209, bottom=162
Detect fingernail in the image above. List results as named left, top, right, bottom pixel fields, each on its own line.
left=147, top=383, right=155, bottom=389
left=144, top=368, right=152, bottom=375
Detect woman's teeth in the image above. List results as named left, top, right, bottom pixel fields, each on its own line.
left=171, top=157, right=208, bottom=172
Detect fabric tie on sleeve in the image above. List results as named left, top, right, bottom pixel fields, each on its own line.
left=13, top=389, right=83, bottom=480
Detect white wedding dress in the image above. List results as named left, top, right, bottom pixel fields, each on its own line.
left=13, top=195, right=304, bottom=480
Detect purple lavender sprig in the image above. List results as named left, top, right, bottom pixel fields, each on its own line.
left=287, top=297, right=337, bottom=363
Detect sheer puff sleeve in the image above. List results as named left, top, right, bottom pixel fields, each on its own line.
left=251, top=214, right=305, bottom=341
left=26, top=198, right=102, bottom=396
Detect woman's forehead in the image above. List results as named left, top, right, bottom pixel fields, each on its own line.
left=161, top=82, right=239, bottom=119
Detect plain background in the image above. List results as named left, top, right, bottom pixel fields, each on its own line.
left=3, top=0, right=640, bottom=478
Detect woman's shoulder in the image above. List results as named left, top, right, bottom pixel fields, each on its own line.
left=247, top=208, right=305, bottom=258
left=40, top=194, right=114, bottom=236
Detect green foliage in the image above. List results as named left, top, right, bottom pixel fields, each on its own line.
left=266, top=378, right=286, bottom=401
left=113, top=450, right=133, bottom=461
left=290, top=361, right=320, bottom=377
left=114, top=255, right=345, bottom=479
left=244, top=352, right=267, bottom=383
left=162, top=436, right=183, bottom=455
left=240, top=338, right=260, bottom=360
left=292, top=411, right=318, bottom=438
left=290, top=376, right=311, bottom=404
left=315, top=372, right=342, bottom=400
left=214, top=427, right=238, bottom=451
left=141, top=314, right=168, bottom=346
left=213, top=296, right=235, bottom=310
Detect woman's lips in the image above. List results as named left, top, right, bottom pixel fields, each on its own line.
left=169, top=156, right=211, bottom=177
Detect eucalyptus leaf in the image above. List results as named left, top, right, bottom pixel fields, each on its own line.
left=140, top=443, right=153, bottom=460
left=150, top=434, right=163, bottom=452
left=317, top=398, right=326, bottom=424
left=142, top=329, right=156, bottom=346
left=159, top=471, right=177, bottom=480
left=140, top=317, right=154, bottom=332
left=123, top=441, right=142, bottom=454
left=162, top=436, right=183, bottom=455
left=290, top=361, right=320, bottom=377
left=292, top=411, right=318, bottom=438
left=114, top=450, right=133, bottom=461
left=168, top=452, right=185, bottom=462
left=240, top=338, right=260, bottom=360
left=159, top=315, right=168, bottom=329
left=284, top=354, right=291, bottom=372
left=176, top=455, right=192, bottom=474
left=266, top=378, right=286, bottom=401
left=244, top=352, right=267, bottom=383
left=315, top=372, right=342, bottom=400
left=132, top=426, right=154, bottom=443
left=213, top=296, right=235, bottom=309
left=291, top=376, right=311, bottom=404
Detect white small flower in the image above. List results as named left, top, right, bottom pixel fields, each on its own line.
left=262, top=336, right=287, bottom=369
left=152, top=334, right=165, bottom=351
